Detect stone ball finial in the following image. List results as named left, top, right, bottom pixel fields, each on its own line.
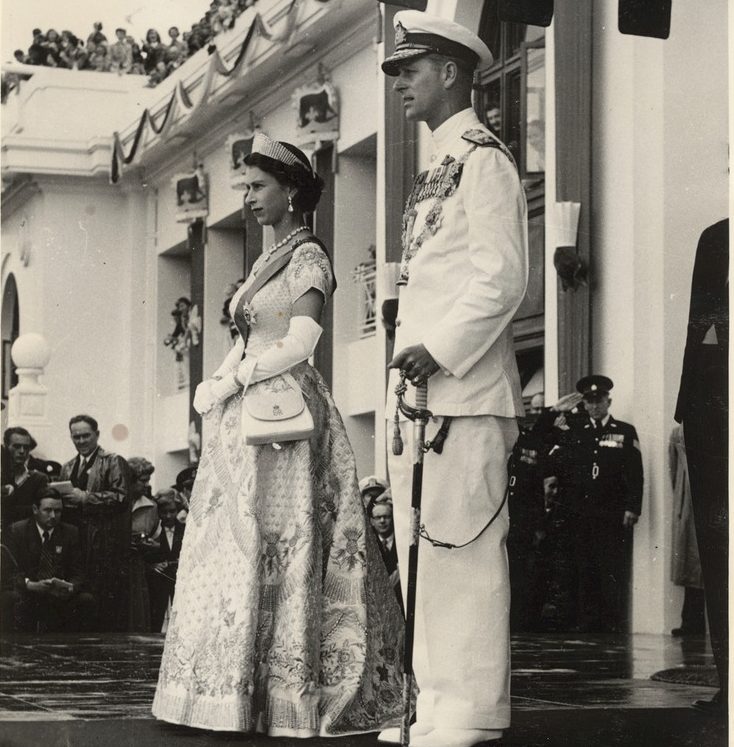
left=11, top=333, right=51, bottom=370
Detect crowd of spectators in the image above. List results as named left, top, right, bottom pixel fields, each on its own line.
left=0, top=420, right=402, bottom=635
left=4, top=0, right=259, bottom=97
left=0, top=421, right=194, bottom=634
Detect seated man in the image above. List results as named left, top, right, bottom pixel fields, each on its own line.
left=145, top=490, right=185, bottom=632
left=1, top=488, right=95, bottom=632
left=1, top=427, right=49, bottom=531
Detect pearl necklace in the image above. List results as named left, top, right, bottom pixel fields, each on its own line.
left=262, top=225, right=309, bottom=263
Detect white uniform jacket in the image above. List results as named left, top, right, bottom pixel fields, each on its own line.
left=386, top=108, right=528, bottom=418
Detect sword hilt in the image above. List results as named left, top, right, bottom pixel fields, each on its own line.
left=414, top=381, right=428, bottom=410
left=396, top=372, right=432, bottom=423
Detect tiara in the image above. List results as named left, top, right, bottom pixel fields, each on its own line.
left=250, top=132, right=311, bottom=173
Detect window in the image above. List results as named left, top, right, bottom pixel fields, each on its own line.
left=475, top=1, right=546, bottom=405
left=523, top=41, right=545, bottom=177
left=476, top=0, right=546, bottom=184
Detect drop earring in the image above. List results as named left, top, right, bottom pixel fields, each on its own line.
left=287, top=194, right=294, bottom=213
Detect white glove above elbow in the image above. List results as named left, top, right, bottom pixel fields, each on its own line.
left=209, top=316, right=323, bottom=404
left=193, top=379, right=217, bottom=415
left=211, top=337, right=245, bottom=380
left=237, top=315, right=322, bottom=389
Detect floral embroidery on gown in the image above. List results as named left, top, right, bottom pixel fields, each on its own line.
left=152, top=241, right=409, bottom=736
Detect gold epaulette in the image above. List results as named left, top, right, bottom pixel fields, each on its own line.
left=461, top=128, right=518, bottom=171
left=461, top=128, right=501, bottom=147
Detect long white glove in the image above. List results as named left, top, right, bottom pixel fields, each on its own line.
left=193, top=379, right=216, bottom=415
left=193, top=337, right=245, bottom=415
left=209, top=316, right=322, bottom=405
left=212, top=337, right=245, bottom=379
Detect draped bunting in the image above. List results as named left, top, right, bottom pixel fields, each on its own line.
left=110, top=0, right=322, bottom=184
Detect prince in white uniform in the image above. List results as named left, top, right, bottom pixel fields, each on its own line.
left=381, top=11, right=528, bottom=747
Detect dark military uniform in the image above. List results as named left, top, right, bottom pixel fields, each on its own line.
left=537, top=443, right=579, bottom=632
left=557, top=414, right=643, bottom=632
left=507, top=429, right=544, bottom=631
left=506, top=408, right=561, bottom=631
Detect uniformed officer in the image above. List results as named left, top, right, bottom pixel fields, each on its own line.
left=556, top=375, right=643, bottom=633
left=381, top=11, right=528, bottom=747
left=506, top=416, right=547, bottom=632
left=506, top=392, right=584, bottom=631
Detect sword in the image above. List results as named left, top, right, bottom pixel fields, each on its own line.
left=395, top=372, right=432, bottom=747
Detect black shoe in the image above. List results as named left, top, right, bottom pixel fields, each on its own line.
left=692, top=691, right=725, bottom=717
left=671, top=627, right=706, bottom=637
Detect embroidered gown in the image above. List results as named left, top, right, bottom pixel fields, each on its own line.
left=152, top=240, right=408, bottom=736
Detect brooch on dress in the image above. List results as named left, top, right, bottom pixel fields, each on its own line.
left=242, top=302, right=257, bottom=327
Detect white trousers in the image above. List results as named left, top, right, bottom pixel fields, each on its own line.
left=388, top=415, right=516, bottom=730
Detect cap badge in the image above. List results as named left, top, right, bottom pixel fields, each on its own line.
left=590, top=384, right=597, bottom=391
left=395, top=21, right=407, bottom=47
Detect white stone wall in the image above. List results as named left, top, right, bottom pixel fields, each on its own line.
left=592, top=0, right=729, bottom=633
left=2, top=189, right=46, bottom=336
left=2, top=180, right=151, bottom=467
left=333, top=150, right=378, bottom=479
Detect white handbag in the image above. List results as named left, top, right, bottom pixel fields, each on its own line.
left=241, top=372, right=314, bottom=446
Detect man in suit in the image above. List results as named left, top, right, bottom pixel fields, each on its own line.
left=368, top=490, right=403, bottom=613
left=1, top=488, right=95, bottom=632
left=145, top=491, right=185, bottom=632
left=58, top=414, right=131, bottom=632
left=674, top=218, right=728, bottom=715
left=382, top=11, right=528, bottom=747
left=1, top=427, right=49, bottom=531
left=552, top=376, right=643, bottom=633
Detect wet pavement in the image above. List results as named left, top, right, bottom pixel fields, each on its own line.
left=0, top=632, right=726, bottom=745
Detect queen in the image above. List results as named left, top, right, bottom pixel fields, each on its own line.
left=152, top=133, right=408, bottom=737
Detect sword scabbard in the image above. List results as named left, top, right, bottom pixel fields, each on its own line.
left=401, top=675, right=412, bottom=746
left=409, top=506, right=421, bottom=547
left=395, top=375, right=431, bottom=747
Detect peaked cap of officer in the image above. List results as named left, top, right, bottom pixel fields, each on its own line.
left=382, top=10, right=494, bottom=76
left=576, top=375, right=614, bottom=398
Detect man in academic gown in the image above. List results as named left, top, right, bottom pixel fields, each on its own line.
left=59, top=414, right=131, bottom=631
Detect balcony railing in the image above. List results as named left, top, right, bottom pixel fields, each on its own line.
left=352, top=263, right=377, bottom=339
